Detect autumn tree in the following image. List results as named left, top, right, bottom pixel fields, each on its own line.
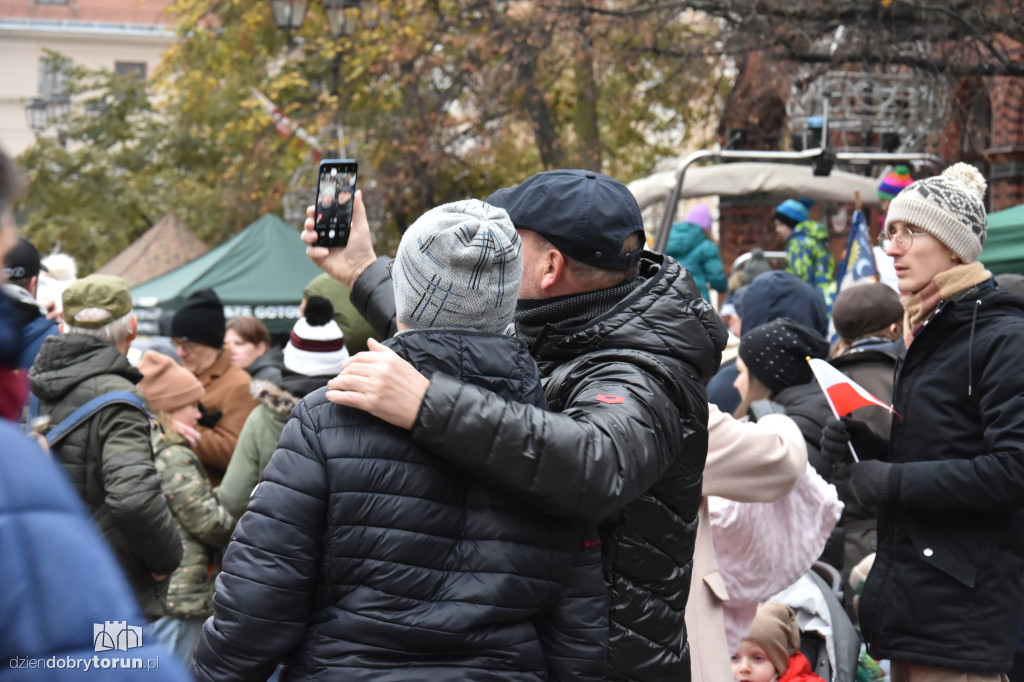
left=17, top=0, right=728, bottom=271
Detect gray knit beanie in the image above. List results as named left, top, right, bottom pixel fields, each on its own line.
left=884, top=162, right=988, bottom=263
left=393, top=199, right=521, bottom=334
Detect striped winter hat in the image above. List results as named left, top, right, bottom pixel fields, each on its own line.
left=283, top=296, right=349, bottom=376
left=877, top=165, right=914, bottom=202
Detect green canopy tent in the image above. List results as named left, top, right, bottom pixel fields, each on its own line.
left=131, top=214, right=323, bottom=335
left=981, top=203, right=1024, bottom=276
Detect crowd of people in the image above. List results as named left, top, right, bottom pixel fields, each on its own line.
left=4, top=139, right=1024, bottom=682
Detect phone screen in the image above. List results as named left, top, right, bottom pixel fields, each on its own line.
left=314, top=159, right=357, bottom=247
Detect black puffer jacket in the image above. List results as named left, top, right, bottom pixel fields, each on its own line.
left=860, top=284, right=1024, bottom=671
left=191, top=330, right=609, bottom=682
left=412, top=255, right=728, bottom=681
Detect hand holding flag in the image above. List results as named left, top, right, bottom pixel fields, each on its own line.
left=808, top=357, right=899, bottom=462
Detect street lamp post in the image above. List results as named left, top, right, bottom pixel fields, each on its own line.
left=270, top=0, right=310, bottom=45
left=24, top=93, right=71, bottom=147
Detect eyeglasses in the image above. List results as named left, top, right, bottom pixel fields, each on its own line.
left=878, top=226, right=925, bottom=252
left=386, top=258, right=395, bottom=279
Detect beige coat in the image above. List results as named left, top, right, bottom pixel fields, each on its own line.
left=686, top=405, right=806, bottom=682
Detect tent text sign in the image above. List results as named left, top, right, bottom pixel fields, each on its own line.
left=134, top=302, right=303, bottom=337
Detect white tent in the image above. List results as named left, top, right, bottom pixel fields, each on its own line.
left=628, top=162, right=884, bottom=212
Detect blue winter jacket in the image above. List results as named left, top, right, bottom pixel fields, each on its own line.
left=0, top=421, right=191, bottom=681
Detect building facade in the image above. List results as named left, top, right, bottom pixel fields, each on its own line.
left=0, top=0, right=173, bottom=155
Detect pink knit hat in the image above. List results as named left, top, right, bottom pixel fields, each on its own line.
left=684, top=203, right=713, bottom=232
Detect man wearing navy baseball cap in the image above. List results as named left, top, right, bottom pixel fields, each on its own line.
left=302, top=169, right=728, bottom=682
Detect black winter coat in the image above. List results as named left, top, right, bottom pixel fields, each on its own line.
left=411, top=255, right=728, bottom=682
left=191, top=330, right=609, bottom=682
left=860, top=283, right=1024, bottom=671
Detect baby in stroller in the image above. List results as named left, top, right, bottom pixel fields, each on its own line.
left=732, top=600, right=826, bottom=682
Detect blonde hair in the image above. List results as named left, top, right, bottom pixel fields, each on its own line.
left=732, top=366, right=774, bottom=420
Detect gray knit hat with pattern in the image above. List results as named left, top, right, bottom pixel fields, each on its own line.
left=393, top=199, right=521, bottom=334
left=884, top=162, right=988, bottom=263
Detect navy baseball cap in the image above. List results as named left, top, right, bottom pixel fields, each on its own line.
left=487, top=169, right=646, bottom=271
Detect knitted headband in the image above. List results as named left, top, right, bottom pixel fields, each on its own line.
left=884, top=162, right=988, bottom=263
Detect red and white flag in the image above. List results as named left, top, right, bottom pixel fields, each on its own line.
left=251, top=87, right=323, bottom=162
left=807, top=357, right=898, bottom=418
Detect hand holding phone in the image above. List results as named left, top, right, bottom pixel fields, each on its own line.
left=314, top=158, right=358, bottom=247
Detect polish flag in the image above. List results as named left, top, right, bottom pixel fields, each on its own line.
left=807, top=357, right=898, bottom=418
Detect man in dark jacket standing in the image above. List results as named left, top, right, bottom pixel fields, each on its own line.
left=303, top=170, right=728, bottom=682
left=193, top=199, right=608, bottom=681
left=29, top=274, right=182, bottom=620
left=823, top=164, right=1024, bottom=680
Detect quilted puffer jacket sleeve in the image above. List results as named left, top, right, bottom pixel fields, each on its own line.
left=349, top=256, right=398, bottom=340
left=536, top=532, right=609, bottom=681
left=191, top=404, right=327, bottom=682
left=96, top=407, right=182, bottom=575
left=412, top=354, right=691, bottom=523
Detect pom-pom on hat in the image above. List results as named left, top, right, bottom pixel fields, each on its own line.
left=745, top=601, right=801, bottom=675
left=877, top=165, right=914, bottom=202
left=884, top=162, right=988, bottom=263
left=684, top=203, right=713, bottom=233
left=283, top=296, right=349, bottom=376
left=773, top=199, right=812, bottom=229
left=393, top=199, right=522, bottom=335
left=171, top=288, right=226, bottom=349
left=137, top=350, right=204, bottom=413
left=738, top=317, right=830, bottom=395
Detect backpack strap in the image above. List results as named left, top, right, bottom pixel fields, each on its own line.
left=43, top=391, right=149, bottom=448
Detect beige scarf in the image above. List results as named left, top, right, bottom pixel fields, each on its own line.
left=901, top=261, right=991, bottom=347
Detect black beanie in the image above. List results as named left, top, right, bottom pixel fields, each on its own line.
left=739, top=318, right=830, bottom=395
left=171, top=288, right=226, bottom=349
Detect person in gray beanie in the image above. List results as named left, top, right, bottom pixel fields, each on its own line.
left=821, top=163, right=1024, bottom=678
left=392, top=199, right=520, bottom=334
left=192, top=199, right=608, bottom=681
left=302, top=169, right=727, bottom=682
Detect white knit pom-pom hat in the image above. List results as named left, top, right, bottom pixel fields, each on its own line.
left=884, top=162, right=988, bottom=262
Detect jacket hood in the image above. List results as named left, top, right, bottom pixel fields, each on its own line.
left=386, top=329, right=547, bottom=406
left=251, top=371, right=331, bottom=416
left=530, top=254, right=727, bottom=382
left=666, top=222, right=706, bottom=256
left=246, top=347, right=283, bottom=376
left=29, top=333, right=141, bottom=402
left=735, top=271, right=829, bottom=336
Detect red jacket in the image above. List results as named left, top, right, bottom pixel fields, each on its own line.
left=779, top=652, right=826, bottom=682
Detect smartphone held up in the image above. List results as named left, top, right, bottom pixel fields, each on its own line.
left=314, top=159, right=358, bottom=247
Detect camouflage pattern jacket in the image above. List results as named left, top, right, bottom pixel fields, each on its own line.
left=152, top=424, right=235, bottom=618
left=785, top=219, right=836, bottom=306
